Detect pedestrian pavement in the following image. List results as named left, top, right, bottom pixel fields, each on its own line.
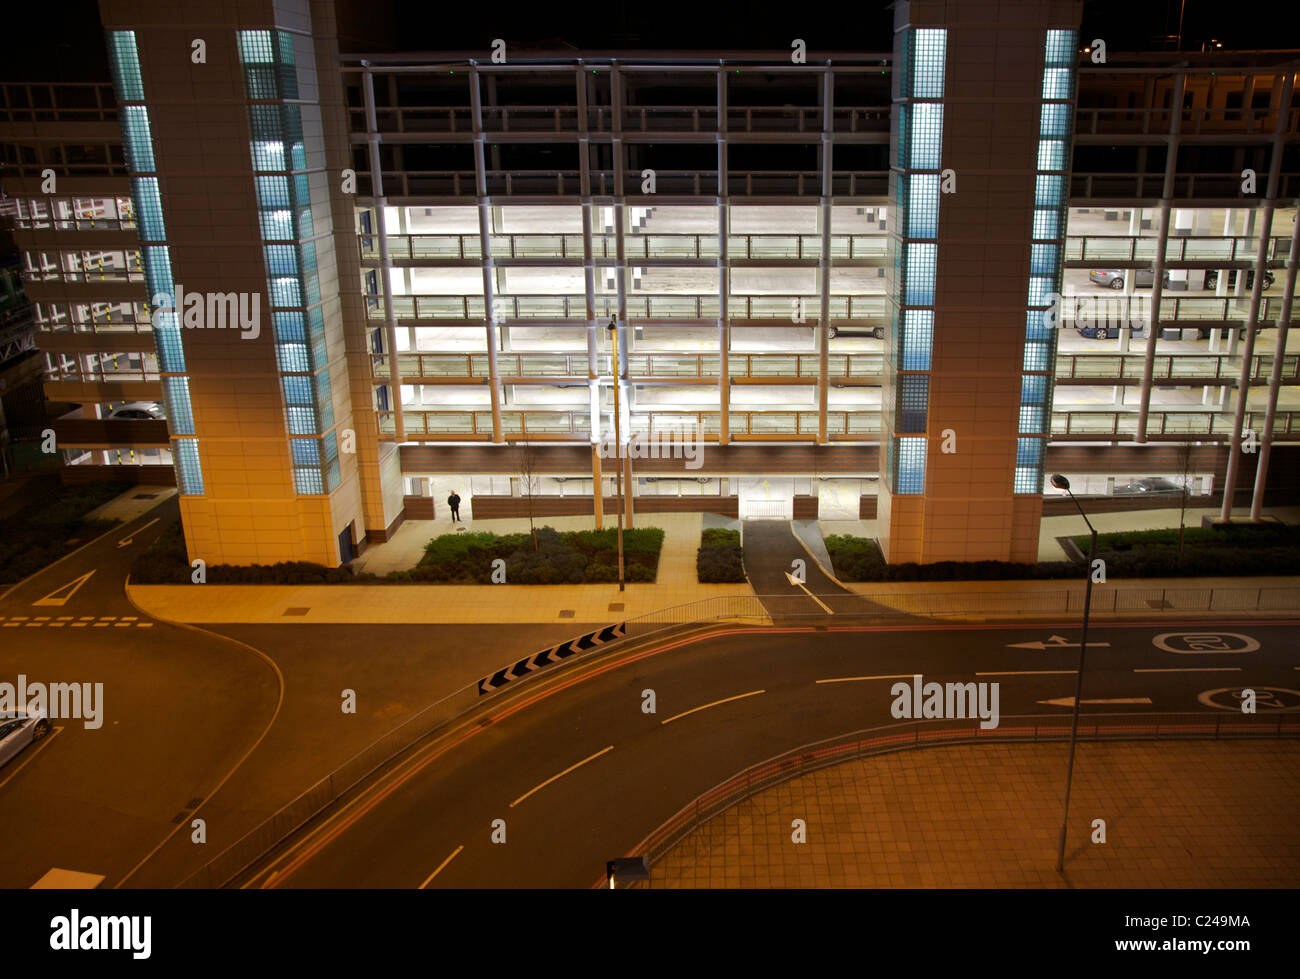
left=648, top=740, right=1300, bottom=887
left=124, top=505, right=1298, bottom=625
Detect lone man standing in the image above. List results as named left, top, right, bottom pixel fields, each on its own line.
left=447, top=490, right=462, bottom=522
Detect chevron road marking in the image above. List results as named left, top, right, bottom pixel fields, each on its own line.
left=477, top=622, right=626, bottom=696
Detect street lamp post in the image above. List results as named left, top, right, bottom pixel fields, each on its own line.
left=608, top=317, right=625, bottom=591
left=1051, top=473, right=1098, bottom=874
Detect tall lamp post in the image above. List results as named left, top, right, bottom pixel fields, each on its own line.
left=1051, top=473, right=1097, bottom=873
left=608, top=317, right=626, bottom=591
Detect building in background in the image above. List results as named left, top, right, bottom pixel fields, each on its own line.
left=0, top=0, right=1296, bottom=565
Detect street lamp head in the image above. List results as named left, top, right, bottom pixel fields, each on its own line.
left=1050, top=474, right=1071, bottom=491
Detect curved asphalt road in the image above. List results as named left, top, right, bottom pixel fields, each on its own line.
left=0, top=496, right=282, bottom=888
left=244, top=617, right=1300, bottom=889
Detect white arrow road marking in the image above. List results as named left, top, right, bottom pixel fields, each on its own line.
left=32, top=571, right=96, bottom=607
left=1037, top=697, right=1153, bottom=707
left=785, top=571, right=833, bottom=614
left=1006, top=634, right=1111, bottom=650
left=116, top=517, right=159, bottom=548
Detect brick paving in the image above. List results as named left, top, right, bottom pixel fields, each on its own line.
left=650, top=741, right=1300, bottom=888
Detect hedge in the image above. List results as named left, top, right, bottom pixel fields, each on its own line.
left=826, top=530, right=1300, bottom=583
left=0, top=480, right=127, bottom=584
left=697, top=528, right=745, bottom=583
left=133, top=522, right=664, bottom=585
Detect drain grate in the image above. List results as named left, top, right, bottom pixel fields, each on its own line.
left=608, top=603, right=625, bottom=612
left=282, top=607, right=310, bottom=616
left=558, top=609, right=576, bottom=618
left=133, top=492, right=159, bottom=500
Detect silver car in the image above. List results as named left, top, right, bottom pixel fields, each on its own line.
left=1089, top=269, right=1171, bottom=290
left=0, top=707, right=51, bottom=768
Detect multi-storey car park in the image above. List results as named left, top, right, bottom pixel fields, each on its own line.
left=0, top=0, right=1296, bottom=566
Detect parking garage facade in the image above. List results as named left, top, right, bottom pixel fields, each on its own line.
left=1, top=0, right=1298, bottom=564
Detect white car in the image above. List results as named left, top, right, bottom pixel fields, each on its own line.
left=0, top=707, right=51, bottom=768
left=108, top=402, right=165, bottom=420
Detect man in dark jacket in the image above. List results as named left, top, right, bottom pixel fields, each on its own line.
left=447, top=491, right=462, bottom=522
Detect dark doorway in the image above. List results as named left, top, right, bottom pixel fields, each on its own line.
left=338, top=521, right=356, bottom=564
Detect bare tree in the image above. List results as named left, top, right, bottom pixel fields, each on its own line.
left=517, top=441, right=539, bottom=551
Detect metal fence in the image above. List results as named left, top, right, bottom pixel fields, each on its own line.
left=178, top=584, right=1299, bottom=888
left=629, top=712, right=1300, bottom=869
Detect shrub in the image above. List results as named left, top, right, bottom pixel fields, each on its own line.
left=0, top=480, right=128, bottom=583
left=697, top=527, right=745, bottom=583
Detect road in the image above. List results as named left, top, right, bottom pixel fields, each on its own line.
left=240, top=618, right=1300, bottom=889
left=0, top=496, right=282, bottom=889
left=0, top=495, right=623, bottom=888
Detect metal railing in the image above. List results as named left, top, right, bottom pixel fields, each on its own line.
left=1063, top=235, right=1290, bottom=264
left=360, top=233, right=888, bottom=263
left=629, top=711, right=1300, bottom=869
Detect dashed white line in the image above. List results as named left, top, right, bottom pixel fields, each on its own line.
left=661, top=689, right=766, bottom=725
left=1133, top=667, right=1242, bottom=673
left=510, top=745, right=615, bottom=808
left=418, top=845, right=465, bottom=888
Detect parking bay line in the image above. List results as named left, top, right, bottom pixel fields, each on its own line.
left=660, top=689, right=766, bottom=725
left=0, top=727, right=63, bottom=791
left=509, top=745, right=615, bottom=808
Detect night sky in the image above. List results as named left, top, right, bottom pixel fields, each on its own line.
left=0, top=0, right=1286, bottom=82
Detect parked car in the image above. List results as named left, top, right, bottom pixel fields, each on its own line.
left=1089, top=269, right=1171, bottom=290
left=1203, top=269, right=1274, bottom=290
left=1113, top=477, right=1182, bottom=497
left=1075, top=322, right=1148, bottom=340
left=828, top=325, right=883, bottom=339
left=0, top=707, right=51, bottom=769
left=108, top=402, right=165, bottom=420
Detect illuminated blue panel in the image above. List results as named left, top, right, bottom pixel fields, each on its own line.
left=911, top=30, right=947, bottom=98
left=121, top=106, right=155, bottom=171
left=132, top=178, right=166, bottom=241
left=893, top=437, right=928, bottom=494
left=903, top=243, right=937, bottom=306
left=901, top=309, right=933, bottom=371
left=897, top=375, right=929, bottom=433
left=174, top=438, right=204, bottom=495
left=908, top=103, right=944, bottom=170
left=107, top=31, right=144, bottom=101
left=163, top=376, right=196, bottom=434
left=905, top=173, right=940, bottom=238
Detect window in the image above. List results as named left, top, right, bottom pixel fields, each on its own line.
left=901, top=309, right=933, bottom=371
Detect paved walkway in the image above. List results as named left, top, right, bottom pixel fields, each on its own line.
left=649, top=741, right=1300, bottom=887
left=130, top=511, right=753, bottom=624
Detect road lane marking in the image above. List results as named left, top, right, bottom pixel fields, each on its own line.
left=976, top=670, right=1078, bottom=676
left=1038, top=696, right=1153, bottom=707
left=31, top=571, right=96, bottom=608
left=1133, top=667, right=1242, bottom=673
left=418, top=845, right=465, bottom=888
left=817, top=674, right=916, bottom=684
left=115, top=517, right=159, bottom=548
left=509, top=745, right=615, bottom=808
left=660, top=689, right=766, bottom=726
left=785, top=572, right=834, bottom=614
